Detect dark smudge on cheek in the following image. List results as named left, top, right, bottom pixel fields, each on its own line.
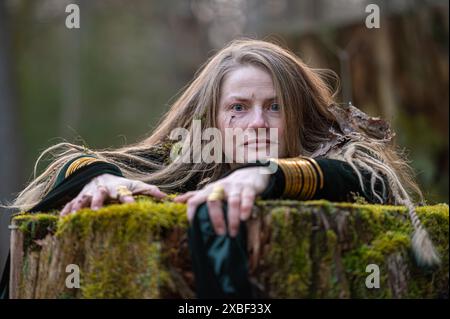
left=226, top=115, right=235, bottom=126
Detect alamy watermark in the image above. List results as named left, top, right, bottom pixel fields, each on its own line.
left=365, top=4, right=380, bottom=29
left=65, top=263, right=80, bottom=289
left=65, top=4, right=80, bottom=29
left=365, top=263, right=380, bottom=289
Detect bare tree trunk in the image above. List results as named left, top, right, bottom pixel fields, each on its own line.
left=373, top=20, right=397, bottom=121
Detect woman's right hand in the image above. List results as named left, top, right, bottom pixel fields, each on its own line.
left=60, top=173, right=167, bottom=216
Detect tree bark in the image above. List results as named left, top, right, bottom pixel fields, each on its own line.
left=9, top=198, right=449, bottom=299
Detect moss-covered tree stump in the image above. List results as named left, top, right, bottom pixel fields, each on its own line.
left=9, top=198, right=448, bottom=298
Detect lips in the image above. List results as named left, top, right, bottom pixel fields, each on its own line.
left=244, top=139, right=272, bottom=146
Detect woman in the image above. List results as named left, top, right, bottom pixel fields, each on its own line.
left=2, top=39, right=439, bottom=298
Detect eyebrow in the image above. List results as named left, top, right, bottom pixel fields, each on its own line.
left=224, top=95, right=278, bottom=102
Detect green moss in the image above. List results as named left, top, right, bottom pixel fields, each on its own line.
left=264, top=206, right=313, bottom=297
left=14, top=198, right=448, bottom=298
left=253, top=200, right=448, bottom=298
left=336, top=204, right=448, bottom=298
left=56, top=199, right=187, bottom=239
left=55, top=197, right=187, bottom=298
left=13, top=213, right=58, bottom=252
left=342, top=232, right=410, bottom=298
left=14, top=196, right=188, bottom=298
left=81, top=242, right=172, bottom=298
left=365, top=231, right=410, bottom=263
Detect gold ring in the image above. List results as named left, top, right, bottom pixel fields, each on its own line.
left=116, top=185, right=133, bottom=198
left=207, top=185, right=225, bottom=202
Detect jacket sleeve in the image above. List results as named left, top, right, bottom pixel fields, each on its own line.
left=229, top=157, right=386, bottom=204
left=29, top=155, right=123, bottom=213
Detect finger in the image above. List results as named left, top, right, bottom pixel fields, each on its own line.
left=207, top=198, right=226, bottom=236
left=70, top=194, right=92, bottom=213
left=174, top=191, right=197, bottom=203
left=60, top=200, right=74, bottom=217
left=140, top=188, right=167, bottom=199
left=90, top=185, right=109, bottom=210
left=111, top=185, right=135, bottom=204
left=240, top=187, right=256, bottom=221
left=186, top=193, right=207, bottom=223
left=132, top=182, right=167, bottom=199
left=227, top=191, right=241, bottom=237
left=119, top=194, right=135, bottom=204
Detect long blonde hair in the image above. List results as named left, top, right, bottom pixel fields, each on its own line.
left=7, top=39, right=439, bottom=266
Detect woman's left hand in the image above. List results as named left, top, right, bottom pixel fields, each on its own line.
left=174, top=166, right=271, bottom=237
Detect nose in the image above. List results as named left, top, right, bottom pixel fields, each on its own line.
left=247, top=107, right=269, bottom=129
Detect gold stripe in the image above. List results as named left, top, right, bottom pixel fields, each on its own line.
left=304, top=157, right=324, bottom=190
left=270, top=157, right=322, bottom=200
left=292, top=159, right=304, bottom=199
left=289, top=160, right=302, bottom=198
left=275, top=158, right=298, bottom=198
left=66, top=158, right=89, bottom=176
left=298, top=160, right=312, bottom=199
left=292, top=160, right=303, bottom=198
left=65, top=157, right=101, bottom=178
left=304, top=160, right=316, bottom=199
left=75, top=157, right=100, bottom=171
left=284, top=160, right=296, bottom=197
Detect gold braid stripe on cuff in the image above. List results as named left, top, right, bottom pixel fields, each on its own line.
left=303, top=157, right=324, bottom=190
left=271, top=157, right=324, bottom=200
left=65, top=157, right=102, bottom=178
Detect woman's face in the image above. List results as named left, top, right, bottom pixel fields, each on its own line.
left=217, top=65, right=287, bottom=164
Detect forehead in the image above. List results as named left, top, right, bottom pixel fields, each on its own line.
left=220, top=65, right=275, bottom=99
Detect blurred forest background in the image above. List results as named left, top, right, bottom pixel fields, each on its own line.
left=0, top=0, right=449, bottom=275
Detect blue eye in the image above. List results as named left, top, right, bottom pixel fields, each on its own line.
left=270, top=103, right=280, bottom=112
left=231, top=104, right=244, bottom=111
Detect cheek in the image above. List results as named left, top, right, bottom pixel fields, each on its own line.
left=216, top=111, right=226, bottom=132
left=269, top=118, right=285, bottom=139
left=278, top=127, right=286, bottom=146
left=279, top=128, right=287, bottom=155
left=271, top=119, right=287, bottom=156
left=217, top=111, right=248, bottom=130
